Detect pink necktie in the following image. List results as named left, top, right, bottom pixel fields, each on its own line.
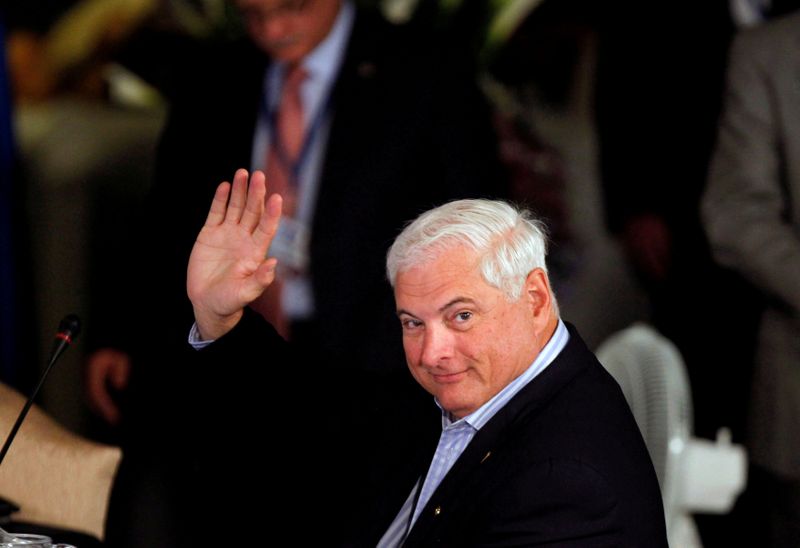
left=253, top=64, right=307, bottom=339
left=265, top=64, right=307, bottom=215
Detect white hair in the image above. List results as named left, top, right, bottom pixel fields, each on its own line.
left=386, top=199, right=556, bottom=305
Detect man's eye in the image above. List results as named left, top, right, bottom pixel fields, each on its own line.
left=455, top=311, right=472, bottom=322
left=401, top=318, right=422, bottom=330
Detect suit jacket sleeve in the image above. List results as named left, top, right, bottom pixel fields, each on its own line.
left=189, top=308, right=294, bottom=407
left=703, top=25, right=800, bottom=314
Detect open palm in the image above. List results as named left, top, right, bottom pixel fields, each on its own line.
left=187, top=169, right=282, bottom=340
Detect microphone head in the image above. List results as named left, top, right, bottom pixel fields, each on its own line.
left=57, top=314, right=81, bottom=342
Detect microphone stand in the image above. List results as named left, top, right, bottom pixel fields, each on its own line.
left=0, top=314, right=81, bottom=467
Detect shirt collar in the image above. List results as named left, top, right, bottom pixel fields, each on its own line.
left=303, top=0, right=354, bottom=86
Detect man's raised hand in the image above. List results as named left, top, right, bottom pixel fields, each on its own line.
left=187, top=169, right=282, bottom=340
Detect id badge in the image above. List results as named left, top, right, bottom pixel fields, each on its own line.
left=268, top=216, right=310, bottom=272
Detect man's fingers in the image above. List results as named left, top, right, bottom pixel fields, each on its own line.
left=254, top=192, right=283, bottom=250
left=240, top=171, right=267, bottom=232
left=86, top=354, right=124, bottom=425
left=225, top=168, right=250, bottom=223
left=110, top=357, right=132, bottom=389
left=205, top=181, right=232, bottom=226
left=96, top=392, right=121, bottom=425
left=254, top=257, right=279, bottom=287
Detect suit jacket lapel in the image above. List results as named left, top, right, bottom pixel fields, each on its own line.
left=312, top=9, right=384, bottom=231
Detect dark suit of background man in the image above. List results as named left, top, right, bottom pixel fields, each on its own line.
left=185, top=174, right=668, bottom=546
left=91, top=0, right=506, bottom=545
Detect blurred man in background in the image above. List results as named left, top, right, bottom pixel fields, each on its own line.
left=704, top=10, right=800, bottom=546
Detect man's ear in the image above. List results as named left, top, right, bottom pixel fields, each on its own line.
left=524, top=268, right=553, bottom=320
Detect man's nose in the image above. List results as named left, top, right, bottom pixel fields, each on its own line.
left=420, top=325, right=453, bottom=367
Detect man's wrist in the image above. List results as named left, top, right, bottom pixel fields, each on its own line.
left=194, top=308, right=244, bottom=341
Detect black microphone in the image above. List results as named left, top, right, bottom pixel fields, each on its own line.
left=49, top=314, right=81, bottom=367
left=0, top=314, right=82, bottom=467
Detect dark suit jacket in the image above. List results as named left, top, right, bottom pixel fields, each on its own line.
left=191, top=310, right=668, bottom=547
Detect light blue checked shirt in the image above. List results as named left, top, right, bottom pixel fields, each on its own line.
left=377, top=319, right=570, bottom=547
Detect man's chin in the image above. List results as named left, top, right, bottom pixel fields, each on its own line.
left=436, top=394, right=476, bottom=421
left=264, top=42, right=310, bottom=64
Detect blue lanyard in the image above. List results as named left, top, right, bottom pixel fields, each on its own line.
left=263, top=77, right=332, bottom=188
